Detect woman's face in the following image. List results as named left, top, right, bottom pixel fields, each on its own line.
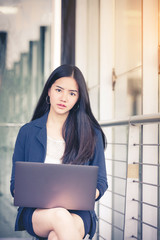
left=48, top=77, right=79, bottom=117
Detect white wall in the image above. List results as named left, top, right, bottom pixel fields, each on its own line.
left=143, top=0, right=159, bottom=240
left=75, top=0, right=88, bottom=80
left=51, top=0, right=61, bottom=70
left=99, top=0, right=114, bottom=121
left=143, top=0, right=158, bottom=114
left=76, top=0, right=101, bottom=119
left=75, top=0, right=159, bottom=239
left=76, top=0, right=114, bottom=121
left=76, top=2, right=114, bottom=239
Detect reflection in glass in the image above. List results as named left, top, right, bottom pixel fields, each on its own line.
left=0, top=0, right=51, bottom=237
left=115, top=68, right=142, bottom=118
left=114, top=0, right=142, bottom=118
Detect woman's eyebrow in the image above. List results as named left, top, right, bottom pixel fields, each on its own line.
left=56, top=85, right=64, bottom=90
left=69, top=89, right=78, bottom=93
left=56, top=85, right=78, bottom=92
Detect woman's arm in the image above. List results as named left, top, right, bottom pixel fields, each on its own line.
left=10, top=125, right=27, bottom=197
left=91, top=129, right=108, bottom=201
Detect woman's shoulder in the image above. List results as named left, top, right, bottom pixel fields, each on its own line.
left=93, top=126, right=102, bottom=138
left=18, top=122, right=30, bottom=132
left=19, top=118, right=37, bottom=131
left=19, top=112, right=48, bottom=132
left=17, top=115, right=44, bottom=136
left=17, top=122, right=33, bottom=140
left=93, top=125, right=106, bottom=149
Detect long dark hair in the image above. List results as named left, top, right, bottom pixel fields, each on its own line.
left=31, top=65, right=106, bottom=164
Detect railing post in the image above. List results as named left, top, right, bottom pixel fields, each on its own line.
left=124, top=124, right=140, bottom=239
left=97, top=202, right=100, bottom=240
left=158, top=124, right=160, bottom=240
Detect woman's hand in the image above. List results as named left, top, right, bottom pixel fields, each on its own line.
left=95, top=189, right=100, bottom=199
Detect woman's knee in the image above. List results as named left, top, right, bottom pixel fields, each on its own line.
left=32, top=208, right=82, bottom=239
left=50, top=208, right=72, bottom=224
left=32, top=208, right=70, bottom=238
left=33, top=207, right=72, bottom=228
left=48, top=230, right=58, bottom=240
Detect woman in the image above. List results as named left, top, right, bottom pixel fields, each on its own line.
left=10, top=65, right=108, bottom=240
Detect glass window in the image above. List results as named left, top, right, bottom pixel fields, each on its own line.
left=114, top=0, right=142, bottom=118
left=0, top=0, right=52, bottom=237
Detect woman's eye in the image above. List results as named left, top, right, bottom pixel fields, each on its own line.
left=70, top=92, right=76, bottom=96
left=56, top=89, right=61, bottom=92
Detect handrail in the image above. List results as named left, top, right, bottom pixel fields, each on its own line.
left=99, top=113, right=160, bottom=127
left=0, top=114, right=160, bottom=127
left=0, top=123, right=24, bottom=127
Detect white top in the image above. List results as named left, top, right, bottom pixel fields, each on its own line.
left=45, top=136, right=65, bottom=164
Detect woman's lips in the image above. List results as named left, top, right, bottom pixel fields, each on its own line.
left=57, top=104, right=66, bottom=108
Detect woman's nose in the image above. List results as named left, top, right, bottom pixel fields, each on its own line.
left=61, top=92, right=68, bottom=102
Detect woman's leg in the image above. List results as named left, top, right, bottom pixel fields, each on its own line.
left=32, top=207, right=85, bottom=240
left=48, top=231, right=58, bottom=240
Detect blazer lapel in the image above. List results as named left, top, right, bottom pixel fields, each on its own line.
left=33, top=112, right=49, bottom=152
left=36, top=127, right=47, bottom=150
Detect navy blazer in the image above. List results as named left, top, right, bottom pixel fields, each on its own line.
left=10, top=112, right=108, bottom=239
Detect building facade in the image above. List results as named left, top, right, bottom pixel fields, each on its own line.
left=0, top=0, right=159, bottom=239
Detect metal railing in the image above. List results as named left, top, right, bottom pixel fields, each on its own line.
left=99, top=114, right=160, bottom=127
left=0, top=114, right=160, bottom=240
left=97, top=114, right=160, bottom=240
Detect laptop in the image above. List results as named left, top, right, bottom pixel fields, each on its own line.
left=14, top=161, right=98, bottom=211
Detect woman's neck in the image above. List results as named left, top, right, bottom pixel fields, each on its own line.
left=46, top=110, right=68, bottom=140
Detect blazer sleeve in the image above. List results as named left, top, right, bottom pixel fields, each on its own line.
left=10, top=125, right=27, bottom=197
left=91, top=129, right=108, bottom=201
